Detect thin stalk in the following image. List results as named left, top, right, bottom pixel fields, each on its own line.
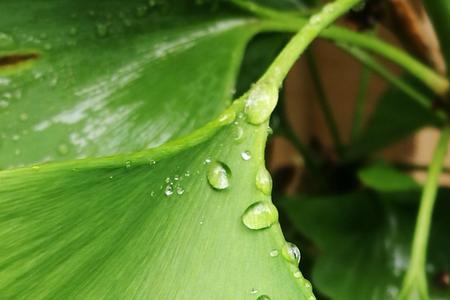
left=239, top=0, right=449, bottom=96
left=259, top=0, right=363, bottom=88
left=396, top=127, right=450, bottom=300
left=305, top=50, right=343, bottom=154
left=337, top=44, right=447, bottom=123
left=351, top=64, right=371, bottom=141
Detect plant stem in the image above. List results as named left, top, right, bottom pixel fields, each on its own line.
left=338, top=44, right=447, bottom=123
left=305, top=50, right=343, bottom=155
left=242, top=1, right=449, bottom=96
left=350, top=63, right=370, bottom=141
left=259, top=0, right=363, bottom=88
left=396, top=127, right=450, bottom=300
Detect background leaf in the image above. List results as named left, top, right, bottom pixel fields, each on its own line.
left=348, top=77, right=440, bottom=159
left=280, top=191, right=450, bottom=300
left=0, top=0, right=259, bottom=169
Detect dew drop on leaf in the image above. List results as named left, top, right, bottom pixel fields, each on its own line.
left=282, top=242, right=301, bottom=265
left=125, top=160, right=132, bottom=169
left=96, top=23, right=108, bottom=37
left=241, top=151, right=251, bottom=161
left=176, top=186, right=184, bottom=195
left=207, top=161, right=230, bottom=190
left=250, top=288, right=258, bottom=294
left=242, top=201, right=278, bottom=230
left=164, top=184, right=174, bottom=196
left=269, top=249, right=279, bottom=257
left=244, top=82, right=278, bottom=125
left=256, top=166, right=272, bottom=195
left=293, top=271, right=301, bottom=278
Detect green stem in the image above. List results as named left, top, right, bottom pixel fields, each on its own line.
left=259, top=0, right=363, bottom=87
left=338, top=44, right=447, bottom=123
left=243, top=2, right=449, bottom=96
left=396, top=127, right=450, bottom=300
left=351, top=63, right=370, bottom=141
left=305, top=50, right=343, bottom=154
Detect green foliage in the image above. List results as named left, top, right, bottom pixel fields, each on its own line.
left=1, top=0, right=450, bottom=299
left=281, top=191, right=450, bottom=300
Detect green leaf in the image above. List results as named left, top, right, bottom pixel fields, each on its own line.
left=348, top=77, right=440, bottom=159
left=280, top=191, right=450, bottom=300
left=0, top=98, right=315, bottom=299
left=0, top=0, right=258, bottom=169
left=358, top=161, right=420, bottom=192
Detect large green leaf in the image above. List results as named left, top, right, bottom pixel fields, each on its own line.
left=281, top=191, right=450, bottom=300
left=0, top=0, right=259, bottom=169
left=1, top=97, right=315, bottom=299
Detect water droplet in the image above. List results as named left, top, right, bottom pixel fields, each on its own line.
left=257, top=296, right=271, bottom=300
left=176, top=186, right=184, bottom=195
left=250, top=288, right=258, bottom=294
left=242, top=201, right=278, bottom=230
left=19, top=113, right=28, bottom=121
left=309, top=15, right=322, bottom=25
left=0, top=32, right=14, bottom=47
left=125, top=160, right=132, bottom=169
left=303, top=279, right=312, bottom=289
left=233, top=124, right=244, bottom=142
left=184, top=170, right=190, bottom=177
left=149, top=159, right=156, bottom=166
left=241, top=151, right=251, bottom=161
left=256, top=166, right=272, bottom=195
left=164, top=185, right=174, bottom=196
left=174, top=175, right=180, bottom=181
left=282, top=242, right=301, bottom=264
left=136, top=5, right=148, bottom=17
left=207, top=161, right=230, bottom=190
left=96, top=23, right=108, bottom=38
left=218, top=109, right=236, bottom=124
left=270, top=249, right=279, bottom=257
left=244, top=82, right=278, bottom=125
left=204, top=158, right=212, bottom=164
left=293, top=271, right=301, bottom=278
left=58, top=143, right=69, bottom=155
left=69, top=27, right=78, bottom=35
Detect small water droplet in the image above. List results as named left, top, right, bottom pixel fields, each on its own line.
left=257, top=296, right=271, bottom=300
left=176, top=186, right=184, bottom=195
left=309, top=15, right=322, bottom=25
left=256, top=166, right=272, bottom=195
left=125, top=160, right=132, bottom=169
left=69, top=27, right=78, bottom=35
left=218, top=109, right=236, bottom=124
left=293, top=271, right=301, bottom=278
left=164, top=185, right=174, bottom=196
left=58, top=143, right=69, bottom=155
left=204, top=158, right=212, bottom=164
left=19, top=113, right=28, bottom=121
left=233, top=125, right=244, bottom=142
left=136, top=5, right=148, bottom=16
left=303, top=279, right=312, bottom=289
left=0, top=32, right=14, bottom=47
left=270, top=249, right=279, bottom=257
left=250, top=288, right=258, bottom=295
left=207, top=161, right=230, bottom=190
left=244, top=82, right=278, bottom=125
left=242, top=201, right=278, bottom=230
left=149, top=159, right=156, bottom=166
left=184, top=170, right=190, bottom=177
left=174, top=175, right=180, bottom=181
left=282, top=242, right=301, bottom=264
left=241, top=151, right=251, bottom=161
left=96, top=23, right=108, bottom=38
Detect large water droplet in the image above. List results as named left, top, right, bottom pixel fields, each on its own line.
left=256, top=166, right=272, bottom=195
left=257, top=295, right=271, bottom=300
left=244, top=82, right=278, bottom=125
left=282, top=242, right=301, bottom=264
left=207, top=161, right=230, bottom=190
left=242, top=201, right=278, bottom=230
